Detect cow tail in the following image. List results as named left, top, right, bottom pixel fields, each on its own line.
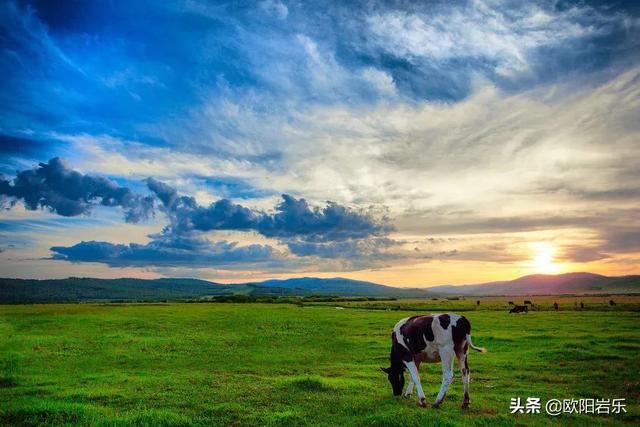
left=467, top=334, right=487, bottom=353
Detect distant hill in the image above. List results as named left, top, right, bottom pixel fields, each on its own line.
left=245, top=277, right=427, bottom=297
left=1, top=272, right=638, bottom=303
left=426, top=272, right=640, bottom=296
left=0, top=277, right=228, bottom=303
left=0, top=276, right=426, bottom=303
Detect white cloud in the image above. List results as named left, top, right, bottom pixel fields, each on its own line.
left=364, top=0, right=612, bottom=77
left=59, top=66, right=640, bottom=230
left=360, top=67, right=397, bottom=96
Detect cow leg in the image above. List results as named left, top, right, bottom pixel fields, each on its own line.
left=403, top=360, right=426, bottom=407
left=433, top=348, right=454, bottom=408
left=458, top=350, right=470, bottom=409
left=403, top=379, right=414, bottom=398
left=403, top=359, right=421, bottom=398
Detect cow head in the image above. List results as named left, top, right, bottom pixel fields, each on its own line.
left=380, top=366, right=405, bottom=396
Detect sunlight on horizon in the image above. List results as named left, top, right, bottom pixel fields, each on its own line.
left=530, top=242, right=563, bottom=274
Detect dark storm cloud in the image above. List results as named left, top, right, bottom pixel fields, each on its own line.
left=17, top=167, right=396, bottom=268
left=147, top=179, right=391, bottom=242
left=50, top=234, right=275, bottom=268
left=0, top=157, right=154, bottom=222
left=0, top=159, right=396, bottom=267
left=257, top=194, right=393, bottom=241
left=147, top=177, right=259, bottom=234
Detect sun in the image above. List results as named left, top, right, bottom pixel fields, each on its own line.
left=531, top=242, right=561, bottom=274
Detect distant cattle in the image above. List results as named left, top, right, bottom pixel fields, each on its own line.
left=382, top=314, right=487, bottom=409
left=609, top=299, right=616, bottom=306
left=524, top=300, right=533, bottom=305
left=509, top=305, right=528, bottom=314
left=476, top=300, right=480, bottom=306
left=580, top=302, right=585, bottom=309
left=553, top=302, right=559, bottom=310
left=508, top=301, right=515, bottom=305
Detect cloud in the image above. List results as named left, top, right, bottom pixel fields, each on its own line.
left=50, top=234, right=276, bottom=268
left=1, top=1, right=639, bottom=280
left=147, top=178, right=392, bottom=242
left=257, top=194, right=392, bottom=241
left=0, top=158, right=397, bottom=268
left=364, top=1, right=619, bottom=77
left=7, top=166, right=397, bottom=269
left=286, top=237, right=397, bottom=259
left=603, top=229, right=640, bottom=253
left=561, top=246, right=610, bottom=263
left=0, top=158, right=154, bottom=222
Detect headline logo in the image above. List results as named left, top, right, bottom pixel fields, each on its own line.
left=510, top=397, right=627, bottom=416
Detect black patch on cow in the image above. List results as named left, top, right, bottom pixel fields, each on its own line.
left=394, top=316, right=437, bottom=356
left=452, top=316, right=471, bottom=353
left=390, top=333, right=410, bottom=364
left=385, top=336, right=407, bottom=395
left=439, top=314, right=451, bottom=329
left=400, top=316, right=434, bottom=353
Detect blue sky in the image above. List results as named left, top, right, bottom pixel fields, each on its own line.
left=1, top=0, right=639, bottom=285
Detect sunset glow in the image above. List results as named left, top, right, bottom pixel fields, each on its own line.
left=530, top=243, right=562, bottom=275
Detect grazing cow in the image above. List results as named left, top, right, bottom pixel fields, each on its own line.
left=509, top=305, right=528, bottom=314
left=524, top=300, right=533, bottom=305
left=580, top=302, right=585, bottom=309
left=476, top=300, right=480, bottom=306
left=508, top=301, right=515, bottom=305
left=609, top=299, right=616, bottom=306
left=381, top=314, right=487, bottom=409
left=553, top=302, right=559, bottom=310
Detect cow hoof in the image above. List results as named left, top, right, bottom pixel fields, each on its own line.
left=461, top=402, right=470, bottom=410
left=403, top=394, right=411, bottom=399
left=432, top=402, right=442, bottom=409
left=418, top=398, right=427, bottom=408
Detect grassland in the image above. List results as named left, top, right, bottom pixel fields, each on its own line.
left=323, top=294, right=640, bottom=312
left=1, top=301, right=639, bottom=426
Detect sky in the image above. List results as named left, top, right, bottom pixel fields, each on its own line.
left=0, top=0, right=639, bottom=286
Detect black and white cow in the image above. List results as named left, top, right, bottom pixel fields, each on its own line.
left=509, top=305, right=528, bottom=314
left=381, top=314, right=486, bottom=409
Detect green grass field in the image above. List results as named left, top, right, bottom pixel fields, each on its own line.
left=1, top=302, right=639, bottom=426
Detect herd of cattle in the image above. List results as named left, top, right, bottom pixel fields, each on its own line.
left=504, top=299, right=617, bottom=313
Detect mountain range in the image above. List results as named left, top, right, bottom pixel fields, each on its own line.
left=0, top=272, right=638, bottom=303
left=425, top=272, right=640, bottom=296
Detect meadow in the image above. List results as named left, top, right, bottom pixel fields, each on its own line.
left=1, top=301, right=639, bottom=426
